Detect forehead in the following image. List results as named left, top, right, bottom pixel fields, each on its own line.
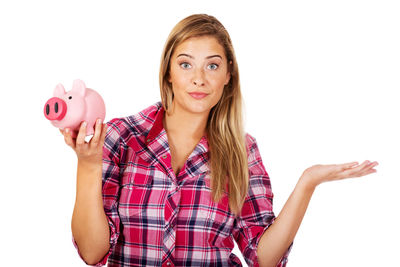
left=173, top=36, right=226, bottom=58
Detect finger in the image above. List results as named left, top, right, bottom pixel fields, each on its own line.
left=90, top=119, right=103, bottom=147
left=63, top=128, right=75, bottom=148
left=100, top=123, right=108, bottom=144
left=342, top=160, right=376, bottom=178
left=359, top=167, right=378, bottom=177
left=369, top=161, right=379, bottom=167
left=365, top=167, right=378, bottom=175
left=76, top=121, right=87, bottom=147
left=354, top=167, right=377, bottom=178
left=358, top=161, right=379, bottom=176
left=358, top=160, right=377, bottom=172
left=340, top=161, right=359, bottom=170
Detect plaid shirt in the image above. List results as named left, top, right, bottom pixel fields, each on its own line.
left=73, top=101, right=291, bottom=266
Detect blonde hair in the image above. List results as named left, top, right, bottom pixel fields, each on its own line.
left=159, top=14, right=248, bottom=216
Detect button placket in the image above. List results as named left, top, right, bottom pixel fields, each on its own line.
left=162, top=258, right=174, bottom=267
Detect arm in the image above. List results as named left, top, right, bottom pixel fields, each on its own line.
left=61, top=120, right=110, bottom=265
left=71, top=161, right=110, bottom=265
left=257, top=161, right=378, bottom=267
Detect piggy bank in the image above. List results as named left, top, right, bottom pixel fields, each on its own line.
left=44, top=79, right=106, bottom=138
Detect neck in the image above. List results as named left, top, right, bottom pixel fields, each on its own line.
left=163, top=103, right=209, bottom=141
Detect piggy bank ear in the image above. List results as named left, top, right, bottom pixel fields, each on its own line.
left=71, top=79, right=87, bottom=97
left=53, top=83, right=66, bottom=97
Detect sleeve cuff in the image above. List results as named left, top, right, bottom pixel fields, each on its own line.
left=253, top=218, right=293, bottom=267
left=72, top=216, right=119, bottom=266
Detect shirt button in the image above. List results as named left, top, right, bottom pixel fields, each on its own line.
left=147, top=138, right=151, bottom=143
left=162, top=154, right=167, bottom=159
left=166, top=261, right=171, bottom=266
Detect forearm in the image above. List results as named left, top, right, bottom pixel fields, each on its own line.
left=71, top=161, right=110, bottom=265
left=257, top=175, right=315, bottom=267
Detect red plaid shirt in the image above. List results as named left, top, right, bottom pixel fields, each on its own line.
left=73, top=102, right=291, bottom=266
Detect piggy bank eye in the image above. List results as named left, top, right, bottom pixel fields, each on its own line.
left=68, top=96, right=72, bottom=100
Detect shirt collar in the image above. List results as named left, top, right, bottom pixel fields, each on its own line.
left=145, top=104, right=165, bottom=145
left=145, top=103, right=209, bottom=155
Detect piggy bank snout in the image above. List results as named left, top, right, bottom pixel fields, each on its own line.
left=44, top=97, right=67, bottom=121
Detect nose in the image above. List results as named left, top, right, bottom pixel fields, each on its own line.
left=44, top=97, right=67, bottom=121
left=192, top=68, right=205, bottom=87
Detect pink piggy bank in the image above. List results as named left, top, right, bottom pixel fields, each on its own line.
left=44, top=79, right=106, bottom=138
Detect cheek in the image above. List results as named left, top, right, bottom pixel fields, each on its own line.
left=171, top=73, right=189, bottom=92
left=211, top=74, right=228, bottom=91
left=215, top=86, right=224, bottom=100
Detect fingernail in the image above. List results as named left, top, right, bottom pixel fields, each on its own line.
left=97, top=119, right=102, bottom=124
left=65, top=128, right=69, bottom=133
left=82, top=121, right=87, bottom=127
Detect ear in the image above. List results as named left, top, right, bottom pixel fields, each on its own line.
left=53, top=83, right=66, bottom=97
left=224, top=60, right=232, bottom=85
left=71, top=79, right=87, bottom=97
left=224, top=71, right=231, bottom=85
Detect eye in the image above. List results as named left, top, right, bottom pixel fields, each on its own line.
left=68, top=96, right=72, bottom=100
left=180, top=62, right=191, bottom=69
left=207, top=63, right=219, bottom=70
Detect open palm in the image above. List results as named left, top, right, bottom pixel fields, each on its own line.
left=302, top=160, right=378, bottom=188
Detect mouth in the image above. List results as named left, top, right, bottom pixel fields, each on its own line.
left=189, top=92, right=209, bottom=100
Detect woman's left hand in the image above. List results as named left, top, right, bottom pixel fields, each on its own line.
left=301, top=160, right=378, bottom=189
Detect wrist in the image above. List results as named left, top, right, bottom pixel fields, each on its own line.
left=76, top=160, right=103, bottom=188
left=77, top=159, right=102, bottom=172
left=297, top=174, right=318, bottom=194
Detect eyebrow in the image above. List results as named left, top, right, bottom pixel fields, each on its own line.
left=177, top=53, right=222, bottom=60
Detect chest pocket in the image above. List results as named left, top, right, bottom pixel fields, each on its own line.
left=197, top=176, right=235, bottom=248
left=118, top=157, right=155, bottom=220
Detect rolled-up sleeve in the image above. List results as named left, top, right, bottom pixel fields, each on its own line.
left=72, top=118, right=123, bottom=266
left=232, top=134, right=292, bottom=267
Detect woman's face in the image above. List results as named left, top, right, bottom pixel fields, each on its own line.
left=168, top=35, right=231, bottom=116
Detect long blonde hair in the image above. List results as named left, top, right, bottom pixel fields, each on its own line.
left=159, top=14, right=248, bottom=216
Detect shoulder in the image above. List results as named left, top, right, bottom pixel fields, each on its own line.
left=244, top=132, right=266, bottom=166
left=244, top=132, right=270, bottom=179
left=244, top=132, right=258, bottom=153
left=245, top=132, right=256, bottom=145
left=106, top=101, right=162, bottom=140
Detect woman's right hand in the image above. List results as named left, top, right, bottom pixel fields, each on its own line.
left=63, top=119, right=111, bottom=264
left=60, top=119, right=108, bottom=166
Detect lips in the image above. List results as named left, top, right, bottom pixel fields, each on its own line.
left=189, top=92, right=208, bottom=99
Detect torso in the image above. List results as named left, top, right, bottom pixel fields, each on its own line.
left=168, top=133, right=201, bottom=176
left=162, top=107, right=208, bottom=177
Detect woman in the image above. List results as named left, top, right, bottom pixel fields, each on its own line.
left=60, top=14, right=378, bottom=267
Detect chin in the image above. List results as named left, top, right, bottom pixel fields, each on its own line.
left=186, top=104, right=211, bottom=114
left=184, top=99, right=215, bottom=115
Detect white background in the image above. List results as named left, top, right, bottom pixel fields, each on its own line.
left=1, top=0, right=399, bottom=266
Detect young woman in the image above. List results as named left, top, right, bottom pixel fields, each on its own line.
left=60, top=14, right=378, bottom=267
